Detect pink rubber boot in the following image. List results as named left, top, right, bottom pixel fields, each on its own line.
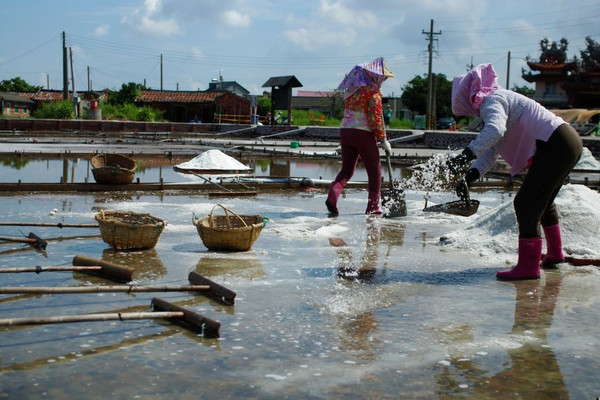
left=496, top=237, right=542, bottom=280
left=542, top=224, right=565, bottom=266
left=365, top=191, right=382, bottom=215
left=326, top=182, right=343, bottom=214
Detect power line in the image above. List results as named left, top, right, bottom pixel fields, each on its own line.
left=0, top=34, right=61, bottom=67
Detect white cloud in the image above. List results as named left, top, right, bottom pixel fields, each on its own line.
left=191, top=46, right=204, bottom=60
left=319, top=0, right=377, bottom=27
left=221, top=10, right=251, bottom=28
left=121, top=0, right=181, bottom=36
left=92, top=24, right=110, bottom=36
left=284, top=26, right=357, bottom=51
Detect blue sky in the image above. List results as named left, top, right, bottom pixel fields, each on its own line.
left=1, top=0, right=599, bottom=96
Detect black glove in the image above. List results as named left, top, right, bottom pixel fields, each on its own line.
left=447, top=148, right=476, bottom=175
left=455, top=168, right=480, bottom=201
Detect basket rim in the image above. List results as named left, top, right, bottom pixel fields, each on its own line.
left=95, top=210, right=166, bottom=227
left=91, top=153, right=137, bottom=171
left=194, top=214, right=263, bottom=227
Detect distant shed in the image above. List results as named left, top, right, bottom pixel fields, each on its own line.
left=262, top=75, right=303, bottom=125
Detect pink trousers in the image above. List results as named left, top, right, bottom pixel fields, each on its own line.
left=332, top=128, right=381, bottom=194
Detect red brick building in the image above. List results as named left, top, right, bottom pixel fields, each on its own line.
left=136, top=89, right=250, bottom=123
left=0, top=92, right=35, bottom=118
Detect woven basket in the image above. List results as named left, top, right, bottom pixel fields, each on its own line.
left=91, top=153, right=137, bottom=184
left=194, top=204, right=265, bottom=252
left=95, top=210, right=166, bottom=250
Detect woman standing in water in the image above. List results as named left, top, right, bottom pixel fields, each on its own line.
left=448, top=63, right=582, bottom=280
left=326, top=57, right=393, bottom=215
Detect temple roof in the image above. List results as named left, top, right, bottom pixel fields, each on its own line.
left=526, top=61, right=578, bottom=72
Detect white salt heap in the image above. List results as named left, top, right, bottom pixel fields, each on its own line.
left=440, top=184, right=600, bottom=261
left=175, top=149, right=250, bottom=171
left=575, top=147, right=600, bottom=170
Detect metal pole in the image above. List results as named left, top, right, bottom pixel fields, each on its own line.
left=422, top=20, right=441, bottom=130
left=506, top=51, right=511, bottom=89
left=62, top=32, right=69, bottom=100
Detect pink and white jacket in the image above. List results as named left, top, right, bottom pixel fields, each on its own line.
left=469, top=89, right=564, bottom=176
left=451, top=63, right=564, bottom=176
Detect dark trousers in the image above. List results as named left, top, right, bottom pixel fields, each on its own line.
left=333, top=128, right=381, bottom=194
left=514, top=123, right=582, bottom=237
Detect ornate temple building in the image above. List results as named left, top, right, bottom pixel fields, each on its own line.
left=522, top=37, right=600, bottom=109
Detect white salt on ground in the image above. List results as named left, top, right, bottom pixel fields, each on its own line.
left=440, top=184, right=600, bottom=260
left=175, top=149, right=250, bottom=171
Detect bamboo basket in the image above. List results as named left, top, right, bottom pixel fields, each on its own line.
left=194, top=204, right=265, bottom=252
left=95, top=210, right=166, bottom=250
left=91, top=153, right=137, bottom=184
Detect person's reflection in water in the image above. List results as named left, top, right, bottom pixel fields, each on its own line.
left=435, top=270, right=569, bottom=398
left=329, top=216, right=381, bottom=282
left=328, top=216, right=382, bottom=360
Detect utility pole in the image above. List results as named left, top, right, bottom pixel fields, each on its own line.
left=506, top=51, right=511, bottom=89
left=69, top=47, right=79, bottom=118
left=160, top=54, right=163, bottom=91
left=422, top=19, right=441, bottom=130
left=62, top=32, right=69, bottom=100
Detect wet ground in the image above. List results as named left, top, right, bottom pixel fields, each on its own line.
left=1, top=153, right=599, bottom=399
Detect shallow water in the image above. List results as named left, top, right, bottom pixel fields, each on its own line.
left=0, top=156, right=357, bottom=184
left=0, top=184, right=599, bottom=399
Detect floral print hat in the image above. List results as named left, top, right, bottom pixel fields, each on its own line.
left=338, top=57, right=394, bottom=98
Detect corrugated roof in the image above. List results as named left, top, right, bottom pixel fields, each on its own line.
left=14, top=90, right=111, bottom=102
left=138, top=90, right=225, bottom=103
left=0, top=91, right=34, bottom=103
left=25, top=91, right=65, bottom=101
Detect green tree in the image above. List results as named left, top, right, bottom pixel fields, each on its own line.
left=321, top=91, right=345, bottom=119
left=401, top=73, right=452, bottom=117
left=0, top=77, right=43, bottom=92
left=257, top=96, right=271, bottom=117
left=512, top=85, right=535, bottom=97
left=110, top=82, right=144, bottom=105
left=580, top=36, right=600, bottom=71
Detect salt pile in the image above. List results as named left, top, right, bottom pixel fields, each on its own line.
left=174, top=149, right=251, bottom=171
left=575, top=147, right=600, bottom=170
left=440, top=184, right=600, bottom=260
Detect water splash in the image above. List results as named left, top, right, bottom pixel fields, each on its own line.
left=398, top=153, right=458, bottom=193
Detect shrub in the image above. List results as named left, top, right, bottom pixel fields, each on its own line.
left=33, top=101, right=74, bottom=119
left=137, top=106, right=163, bottom=121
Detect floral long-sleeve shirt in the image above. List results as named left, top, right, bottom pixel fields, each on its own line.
left=340, top=86, right=386, bottom=140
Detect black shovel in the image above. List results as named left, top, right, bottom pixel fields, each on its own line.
left=423, top=178, right=480, bottom=217
left=382, top=152, right=407, bottom=218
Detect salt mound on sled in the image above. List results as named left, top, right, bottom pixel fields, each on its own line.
left=174, top=149, right=251, bottom=173
left=440, top=184, right=600, bottom=261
